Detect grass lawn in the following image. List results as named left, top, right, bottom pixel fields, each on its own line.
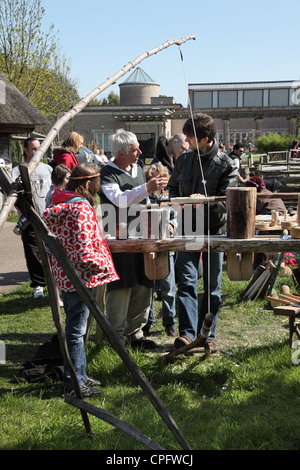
left=0, top=268, right=300, bottom=451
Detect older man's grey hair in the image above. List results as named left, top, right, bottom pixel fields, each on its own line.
left=110, top=129, right=138, bottom=157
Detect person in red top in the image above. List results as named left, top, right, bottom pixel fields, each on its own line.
left=53, top=132, right=84, bottom=169
left=43, top=163, right=119, bottom=397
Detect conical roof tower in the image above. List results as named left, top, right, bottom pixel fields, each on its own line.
left=119, top=67, right=160, bottom=105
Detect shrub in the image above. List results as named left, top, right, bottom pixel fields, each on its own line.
left=255, top=133, right=297, bottom=153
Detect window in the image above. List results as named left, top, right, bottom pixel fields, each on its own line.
left=95, top=132, right=110, bottom=152
left=269, top=89, right=289, bottom=107
left=219, top=91, right=238, bottom=108
left=244, top=90, right=263, bottom=107
left=193, top=91, right=212, bottom=108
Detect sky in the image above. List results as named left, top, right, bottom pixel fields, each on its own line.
left=42, top=0, right=300, bottom=107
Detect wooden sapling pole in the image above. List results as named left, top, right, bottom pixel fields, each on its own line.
left=0, top=34, right=196, bottom=232
left=17, top=164, right=92, bottom=435
left=13, top=170, right=166, bottom=449
left=0, top=165, right=189, bottom=449
left=18, top=206, right=190, bottom=450
left=226, top=187, right=256, bottom=281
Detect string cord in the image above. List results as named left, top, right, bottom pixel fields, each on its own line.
left=178, top=45, right=211, bottom=314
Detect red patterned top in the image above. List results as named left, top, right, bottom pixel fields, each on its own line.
left=43, top=189, right=119, bottom=292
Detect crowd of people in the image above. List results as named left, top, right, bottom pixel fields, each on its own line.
left=11, top=112, right=289, bottom=398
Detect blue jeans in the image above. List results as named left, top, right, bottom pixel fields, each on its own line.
left=61, top=290, right=90, bottom=393
left=176, top=251, right=223, bottom=341
left=146, top=252, right=177, bottom=328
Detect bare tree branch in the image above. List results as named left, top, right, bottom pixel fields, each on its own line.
left=0, top=34, right=195, bottom=231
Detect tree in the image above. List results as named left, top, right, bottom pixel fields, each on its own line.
left=101, top=91, right=120, bottom=105
left=0, top=0, right=79, bottom=121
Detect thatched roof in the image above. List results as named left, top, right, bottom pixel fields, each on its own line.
left=0, top=71, right=48, bottom=133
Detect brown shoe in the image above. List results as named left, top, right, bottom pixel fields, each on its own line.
left=174, top=335, right=193, bottom=349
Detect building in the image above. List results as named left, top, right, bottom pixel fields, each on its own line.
left=67, top=67, right=184, bottom=159
left=188, top=80, right=300, bottom=147
left=0, top=71, right=48, bottom=166
left=64, top=73, right=300, bottom=155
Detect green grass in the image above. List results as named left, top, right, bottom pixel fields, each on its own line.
left=0, top=271, right=300, bottom=450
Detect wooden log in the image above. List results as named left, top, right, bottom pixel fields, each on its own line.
left=279, top=292, right=300, bottom=302
left=106, top=236, right=300, bottom=254
left=226, top=187, right=256, bottom=280
left=279, top=294, right=300, bottom=305
left=266, top=296, right=291, bottom=306
left=226, top=187, right=257, bottom=239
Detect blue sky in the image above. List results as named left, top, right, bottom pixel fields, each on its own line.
left=42, top=0, right=300, bottom=107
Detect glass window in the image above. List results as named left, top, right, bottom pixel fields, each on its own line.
left=193, top=91, right=212, bottom=108
left=244, top=90, right=263, bottom=107
left=219, top=91, right=237, bottom=108
left=269, top=89, right=289, bottom=106
left=96, top=132, right=110, bottom=152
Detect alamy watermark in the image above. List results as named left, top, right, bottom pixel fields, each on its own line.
left=291, top=81, right=300, bottom=105
left=0, top=341, right=5, bottom=364
left=0, top=80, right=6, bottom=105
left=100, top=201, right=205, bottom=248
left=291, top=340, right=300, bottom=365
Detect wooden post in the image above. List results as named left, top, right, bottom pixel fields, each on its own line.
left=142, top=207, right=170, bottom=280
left=226, top=187, right=256, bottom=281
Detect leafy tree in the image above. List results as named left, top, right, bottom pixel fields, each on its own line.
left=0, top=0, right=79, bottom=120
left=101, top=91, right=120, bottom=105
left=255, top=133, right=297, bottom=153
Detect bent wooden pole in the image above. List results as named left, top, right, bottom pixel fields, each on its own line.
left=20, top=202, right=190, bottom=450
left=0, top=34, right=196, bottom=232
left=16, top=164, right=92, bottom=436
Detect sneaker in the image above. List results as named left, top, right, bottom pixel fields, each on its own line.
left=174, top=335, right=193, bottom=349
left=33, top=286, right=44, bottom=299
left=165, top=325, right=177, bottom=337
left=84, top=377, right=102, bottom=387
left=67, top=384, right=102, bottom=397
left=142, top=326, right=151, bottom=337
left=130, top=337, right=156, bottom=350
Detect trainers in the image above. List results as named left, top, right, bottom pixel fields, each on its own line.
left=165, top=324, right=177, bottom=337
left=84, top=377, right=102, bottom=387
left=130, top=337, right=156, bottom=350
left=142, top=326, right=151, bottom=337
left=67, top=384, right=102, bottom=397
left=33, top=286, right=44, bottom=299
left=174, top=335, right=193, bottom=349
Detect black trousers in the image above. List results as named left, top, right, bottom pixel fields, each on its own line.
left=21, top=226, right=46, bottom=288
